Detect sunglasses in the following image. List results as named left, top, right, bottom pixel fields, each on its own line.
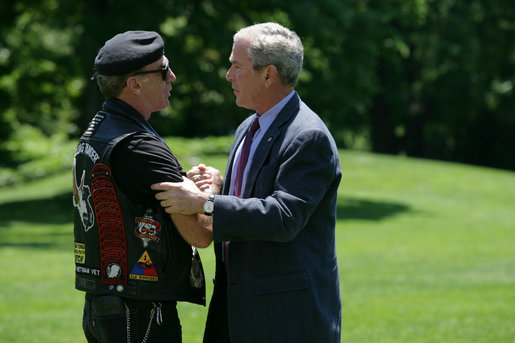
left=131, top=61, right=169, bottom=80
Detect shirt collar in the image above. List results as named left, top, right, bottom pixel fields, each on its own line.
left=103, top=98, right=143, bottom=121
left=256, top=90, right=296, bottom=130
left=102, top=98, right=163, bottom=140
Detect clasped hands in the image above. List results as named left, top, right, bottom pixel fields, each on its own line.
left=151, top=164, right=223, bottom=215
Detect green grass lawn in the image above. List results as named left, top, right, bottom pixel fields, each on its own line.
left=0, top=150, right=514, bottom=342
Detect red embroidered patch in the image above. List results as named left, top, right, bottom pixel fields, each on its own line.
left=135, top=209, right=161, bottom=248
left=91, top=163, right=127, bottom=285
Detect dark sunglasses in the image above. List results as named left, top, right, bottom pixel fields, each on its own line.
left=131, top=61, right=169, bottom=80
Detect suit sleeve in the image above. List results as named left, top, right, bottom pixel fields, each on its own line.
left=212, top=127, right=340, bottom=243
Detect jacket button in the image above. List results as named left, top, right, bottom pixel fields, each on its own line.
left=116, top=285, right=124, bottom=292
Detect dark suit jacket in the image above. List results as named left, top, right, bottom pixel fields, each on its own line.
left=204, top=93, right=342, bottom=343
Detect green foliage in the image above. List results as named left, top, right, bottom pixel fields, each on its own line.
left=0, top=0, right=514, bottom=169
left=350, top=0, right=515, bottom=169
left=0, top=1, right=83, bottom=135
left=0, top=134, right=234, bottom=187
left=1, top=150, right=514, bottom=342
left=0, top=125, right=75, bottom=187
left=165, top=135, right=234, bottom=157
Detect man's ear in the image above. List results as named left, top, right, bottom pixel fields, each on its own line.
left=264, top=65, right=278, bottom=87
left=126, top=76, right=143, bottom=95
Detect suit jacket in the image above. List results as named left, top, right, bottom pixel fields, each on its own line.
left=204, top=93, right=342, bottom=343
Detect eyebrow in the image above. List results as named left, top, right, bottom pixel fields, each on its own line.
left=229, top=58, right=242, bottom=66
left=228, top=53, right=238, bottom=64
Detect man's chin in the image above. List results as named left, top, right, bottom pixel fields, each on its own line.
left=160, top=99, right=170, bottom=110
left=235, top=98, right=246, bottom=108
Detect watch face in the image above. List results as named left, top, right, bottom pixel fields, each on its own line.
left=204, top=201, right=214, bottom=213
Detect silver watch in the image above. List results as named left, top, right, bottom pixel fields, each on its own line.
left=203, top=191, right=215, bottom=215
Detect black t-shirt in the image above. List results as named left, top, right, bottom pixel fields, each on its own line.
left=110, top=132, right=184, bottom=204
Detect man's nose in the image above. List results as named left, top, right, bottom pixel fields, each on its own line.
left=226, top=66, right=233, bottom=82
left=167, top=68, right=176, bottom=82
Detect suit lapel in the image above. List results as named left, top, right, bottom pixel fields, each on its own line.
left=243, top=94, right=301, bottom=198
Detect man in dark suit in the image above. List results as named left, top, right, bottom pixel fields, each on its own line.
left=153, top=22, right=342, bottom=343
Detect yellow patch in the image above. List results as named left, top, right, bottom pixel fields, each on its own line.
left=75, top=243, right=86, bottom=264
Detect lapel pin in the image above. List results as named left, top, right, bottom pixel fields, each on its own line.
left=267, top=137, right=272, bottom=142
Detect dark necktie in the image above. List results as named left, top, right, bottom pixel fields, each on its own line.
left=232, top=117, right=260, bottom=198
left=224, top=117, right=260, bottom=269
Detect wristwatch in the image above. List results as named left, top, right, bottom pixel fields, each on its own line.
left=203, top=190, right=215, bottom=216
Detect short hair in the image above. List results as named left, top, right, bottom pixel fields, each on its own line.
left=234, top=22, right=304, bottom=86
left=96, top=74, right=129, bottom=99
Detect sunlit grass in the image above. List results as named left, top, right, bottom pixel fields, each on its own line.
left=1, top=149, right=514, bottom=342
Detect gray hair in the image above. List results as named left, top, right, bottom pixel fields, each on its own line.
left=234, top=22, right=304, bottom=86
left=96, top=74, right=129, bottom=99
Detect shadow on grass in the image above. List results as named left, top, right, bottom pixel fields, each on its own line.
left=0, top=191, right=72, bottom=225
left=1, top=193, right=412, bottom=224
left=0, top=192, right=411, bottom=250
left=0, top=191, right=73, bottom=250
left=337, top=197, right=412, bottom=221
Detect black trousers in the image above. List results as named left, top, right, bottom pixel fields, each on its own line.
left=82, top=293, right=182, bottom=343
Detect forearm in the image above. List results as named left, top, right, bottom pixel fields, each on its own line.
left=153, top=178, right=211, bottom=215
left=171, top=213, right=213, bottom=248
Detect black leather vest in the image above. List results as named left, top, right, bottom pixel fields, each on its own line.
left=73, top=100, right=205, bottom=305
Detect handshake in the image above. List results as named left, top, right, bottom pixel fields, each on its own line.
left=151, top=164, right=223, bottom=216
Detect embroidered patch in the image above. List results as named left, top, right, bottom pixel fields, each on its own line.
left=84, top=112, right=106, bottom=137
left=130, top=251, right=158, bottom=282
left=75, top=243, right=86, bottom=264
left=73, top=167, right=94, bottom=232
left=76, top=265, right=101, bottom=277
left=75, top=142, right=100, bottom=164
left=135, top=209, right=161, bottom=248
left=91, top=163, right=128, bottom=285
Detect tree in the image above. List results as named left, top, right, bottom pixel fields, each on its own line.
left=0, top=0, right=514, bottom=171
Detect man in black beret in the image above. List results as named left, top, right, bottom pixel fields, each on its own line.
left=73, top=30, right=212, bottom=342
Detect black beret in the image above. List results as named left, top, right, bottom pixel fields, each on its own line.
left=94, top=31, right=164, bottom=76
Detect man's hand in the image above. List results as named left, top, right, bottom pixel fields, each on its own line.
left=187, top=164, right=223, bottom=194
left=151, top=177, right=209, bottom=215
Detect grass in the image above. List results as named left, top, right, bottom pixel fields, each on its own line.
left=338, top=152, right=515, bottom=342
left=0, top=148, right=514, bottom=342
